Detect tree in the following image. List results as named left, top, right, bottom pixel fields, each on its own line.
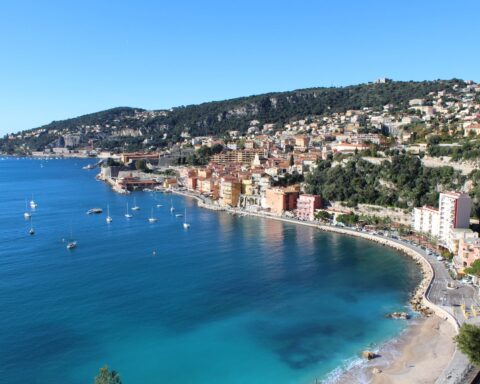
left=465, top=260, right=480, bottom=276
left=94, top=366, right=122, bottom=384
left=315, top=210, right=332, bottom=222
left=455, top=324, right=480, bottom=366
left=135, top=159, right=147, bottom=171
left=289, top=154, right=294, bottom=167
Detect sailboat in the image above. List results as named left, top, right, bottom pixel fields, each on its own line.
left=183, top=208, right=190, bottom=229
left=131, top=197, right=140, bottom=211
left=24, top=199, right=31, bottom=219
left=170, top=199, right=175, bottom=213
left=148, top=208, right=158, bottom=223
left=106, top=204, right=113, bottom=223
left=66, top=225, right=76, bottom=249
left=125, top=203, right=133, bottom=219
left=29, top=216, right=35, bottom=235
left=30, top=195, right=37, bottom=209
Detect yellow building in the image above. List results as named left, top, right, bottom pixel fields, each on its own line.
left=220, top=178, right=241, bottom=207
left=241, top=179, right=254, bottom=196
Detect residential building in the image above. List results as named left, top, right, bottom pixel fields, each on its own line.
left=265, top=186, right=300, bottom=215
left=296, top=194, right=322, bottom=221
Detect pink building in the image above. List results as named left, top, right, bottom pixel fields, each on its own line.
left=456, top=236, right=480, bottom=269
left=296, top=194, right=322, bottom=221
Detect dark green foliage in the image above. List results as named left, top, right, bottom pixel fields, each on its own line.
left=428, top=141, right=480, bottom=160
left=94, top=366, right=122, bottom=384
left=470, top=170, right=480, bottom=219
left=0, top=80, right=465, bottom=153
left=272, top=171, right=304, bottom=187
left=465, top=260, right=480, bottom=276
left=186, top=145, right=218, bottom=166
left=455, top=324, right=480, bottom=366
left=315, top=210, right=333, bottom=222
left=336, top=213, right=359, bottom=225
left=305, top=154, right=466, bottom=209
left=135, top=159, right=147, bottom=171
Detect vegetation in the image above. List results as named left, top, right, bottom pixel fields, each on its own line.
left=94, top=366, right=122, bottom=384
left=186, top=144, right=223, bottom=166
left=0, top=80, right=465, bottom=153
left=314, top=210, right=333, bottom=222
left=336, top=213, right=359, bottom=225
left=455, top=324, right=480, bottom=366
left=305, top=153, right=465, bottom=209
left=465, top=260, right=480, bottom=276
left=428, top=140, right=480, bottom=160
left=272, top=171, right=304, bottom=187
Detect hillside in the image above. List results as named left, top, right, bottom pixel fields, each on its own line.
left=0, top=79, right=466, bottom=153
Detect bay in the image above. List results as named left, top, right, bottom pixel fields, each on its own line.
left=0, top=157, right=421, bottom=383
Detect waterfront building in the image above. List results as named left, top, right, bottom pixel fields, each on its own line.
left=438, top=192, right=472, bottom=246
left=296, top=194, right=322, bottom=221
left=413, top=192, right=472, bottom=250
left=220, top=178, right=241, bottom=207
left=265, top=186, right=300, bottom=215
left=413, top=206, right=440, bottom=238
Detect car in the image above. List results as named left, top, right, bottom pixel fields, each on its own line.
left=437, top=256, right=444, bottom=261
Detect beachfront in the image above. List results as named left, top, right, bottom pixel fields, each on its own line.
left=171, top=188, right=480, bottom=384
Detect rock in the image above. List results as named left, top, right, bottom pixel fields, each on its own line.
left=372, top=368, right=382, bottom=374
left=362, top=350, right=377, bottom=360
left=386, top=311, right=410, bottom=320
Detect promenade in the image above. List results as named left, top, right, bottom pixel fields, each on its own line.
left=171, top=188, right=480, bottom=384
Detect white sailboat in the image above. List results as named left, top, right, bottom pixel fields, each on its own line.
left=148, top=208, right=158, bottom=223
left=29, top=216, right=35, bottom=235
left=66, top=225, right=76, bottom=249
left=170, top=199, right=175, bottom=213
left=106, top=204, right=113, bottom=223
left=30, top=195, right=37, bottom=209
left=24, top=199, right=31, bottom=219
left=183, top=208, right=190, bottom=229
left=125, top=202, right=133, bottom=219
left=131, top=197, right=140, bottom=211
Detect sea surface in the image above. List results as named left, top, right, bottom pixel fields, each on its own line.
left=0, top=157, right=422, bottom=384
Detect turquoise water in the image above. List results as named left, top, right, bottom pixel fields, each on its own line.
left=0, top=158, right=421, bottom=384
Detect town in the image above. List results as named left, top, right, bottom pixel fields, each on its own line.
left=60, top=79, right=480, bottom=282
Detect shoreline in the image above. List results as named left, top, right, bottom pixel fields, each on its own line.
left=170, top=189, right=459, bottom=384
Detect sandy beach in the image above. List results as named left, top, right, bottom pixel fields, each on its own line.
left=334, top=315, right=456, bottom=384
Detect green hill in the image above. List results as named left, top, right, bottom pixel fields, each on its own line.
left=0, top=79, right=465, bottom=153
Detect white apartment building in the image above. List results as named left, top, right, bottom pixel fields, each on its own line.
left=413, top=192, right=472, bottom=250
left=438, top=192, right=472, bottom=245
left=413, top=206, right=440, bottom=238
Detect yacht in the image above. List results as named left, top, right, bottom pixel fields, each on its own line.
left=66, top=226, right=76, bottom=249
left=183, top=208, right=190, bottom=229
left=106, top=205, right=113, bottom=223
left=24, top=199, right=31, bottom=219
left=148, top=208, right=158, bottom=223
left=131, top=197, right=140, bottom=211
left=29, top=217, right=35, bottom=235
left=125, top=203, right=133, bottom=219
left=86, top=208, right=103, bottom=214
left=30, top=196, right=37, bottom=209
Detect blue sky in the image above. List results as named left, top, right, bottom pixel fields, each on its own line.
left=1, top=0, right=479, bottom=135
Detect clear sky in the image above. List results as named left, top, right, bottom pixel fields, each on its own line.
left=1, top=0, right=479, bottom=135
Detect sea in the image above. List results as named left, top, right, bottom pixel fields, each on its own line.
left=0, top=157, right=422, bottom=384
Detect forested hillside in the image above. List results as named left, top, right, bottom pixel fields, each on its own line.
left=0, top=79, right=465, bottom=153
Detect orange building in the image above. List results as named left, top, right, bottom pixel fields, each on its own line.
left=265, top=186, right=300, bottom=215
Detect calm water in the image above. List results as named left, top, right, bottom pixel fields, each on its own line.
left=0, top=158, right=421, bottom=384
